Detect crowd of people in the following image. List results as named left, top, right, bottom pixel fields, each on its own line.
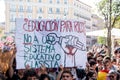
left=0, top=41, right=120, bottom=80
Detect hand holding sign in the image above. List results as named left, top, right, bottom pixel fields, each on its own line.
left=16, top=19, right=86, bottom=69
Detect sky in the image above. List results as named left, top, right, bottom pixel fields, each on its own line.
left=0, top=0, right=5, bottom=22
left=81, top=0, right=101, bottom=13
left=81, top=0, right=98, bottom=7
left=0, top=0, right=101, bottom=22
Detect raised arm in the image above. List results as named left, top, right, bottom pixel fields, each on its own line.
left=56, top=65, right=64, bottom=80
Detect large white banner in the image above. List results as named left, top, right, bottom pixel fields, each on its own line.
left=15, top=18, right=87, bottom=69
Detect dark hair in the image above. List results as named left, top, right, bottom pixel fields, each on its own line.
left=98, top=49, right=106, bottom=54
left=23, top=69, right=37, bottom=80
left=103, top=59, right=109, bottom=67
left=103, top=56, right=111, bottom=61
left=111, top=58, right=117, bottom=63
left=97, top=54, right=104, bottom=58
left=87, top=56, right=95, bottom=62
left=85, top=71, right=95, bottom=80
left=76, top=68, right=86, bottom=79
left=104, top=45, right=108, bottom=48
left=0, top=73, right=6, bottom=80
left=114, top=48, right=120, bottom=54
left=101, top=44, right=108, bottom=48
left=39, top=74, right=50, bottom=80
left=61, top=70, right=73, bottom=79
left=89, top=60, right=96, bottom=67
left=87, top=52, right=94, bottom=57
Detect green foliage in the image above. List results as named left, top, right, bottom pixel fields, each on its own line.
left=97, top=37, right=106, bottom=44
left=114, top=16, right=120, bottom=28
left=97, top=0, right=120, bottom=28
left=1, top=36, right=6, bottom=40
left=98, top=0, right=109, bottom=16
left=97, top=0, right=120, bottom=57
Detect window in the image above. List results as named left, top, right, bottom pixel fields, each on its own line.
left=86, top=41, right=90, bottom=45
left=56, top=17, right=59, bottom=19
left=38, top=16, right=42, bottom=19
left=56, top=8, right=60, bottom=14
left=56, top=0, right=60, bottom=4
left=27, top=15, right=32, bottom=19
left=64, top=8, right=68, bottom=15
left=10, top=14, right=16, bottom=22
left=10, top=25, right=15, bottom=33
left=64, top=0, right=67, bottom=4
left=10, top=5, right=16, bottom=11
left=48, top=8, right=52, bottom=14
left=86, top=26, right=91, bottom=29
left=87, top=36, right=91, bottom=38
left=19, top=5, right=24, bottom=12
left=49, top=0, right=52, bottom=3
left=27, top=0, right=31, bottom=2
left=38, top=0, right=42, bottom=2
left=27, top=6, right=32, bottom=12
left=19, top=14, right=24, bottom=18
left=38, top=8, right=42, bottom=13
left=10, top=14, right=13, bottom=21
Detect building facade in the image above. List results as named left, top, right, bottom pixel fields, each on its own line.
left=74, top=0, right=92, bottom=48
left=5, top=0, right=93, bottom=47
left=5, top=0, right=92, bottom=32
left=0, top=22, right=5, bottom=40
left=90, top=14, right=105, bottom=46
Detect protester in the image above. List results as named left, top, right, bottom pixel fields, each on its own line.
left=89, top=60, right=97, bottom=72
left=96, top=56, right=103, bottom=73
left=11, top=69, right=24, bottom=80
left=1, top=39, right=120, bottom=80
left=56, top=65, right=64, bottom=80
left=37, top=65, right=54, bottom=80
left=97, top=59, right=111, bottom=80
left=113, top=47, right=120, bottom=66
left=85, top=71, right=97, bottom=80
left=60, top=70, right=73, bottom=80
left=107, top=70, right=119, bottom=80
left=76, top=68, right=86, bottom=80
left=39, top=74, right=51, bottom=80
left=22, top=68, right=37, bottom=80
left=104, top=56, right=118, bottom=71
left=0, top=72, right=6, bottom=80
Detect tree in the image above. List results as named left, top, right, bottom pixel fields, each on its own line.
left=97, top=36, right=106, bottom=44
left=97, top=0, right=120, bottom=57
left=114, top=16, right=120, bottom=28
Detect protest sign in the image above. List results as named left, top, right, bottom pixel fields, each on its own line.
left=15, top=18, right=87, bottom=69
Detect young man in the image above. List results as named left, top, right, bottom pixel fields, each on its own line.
left=97, top=59, right=111, bottom=80
left=22, top=69, right=37, bottom=80
left=61, top=70, right=73, bottom=80
left=107, top=70, right=118, bottom=80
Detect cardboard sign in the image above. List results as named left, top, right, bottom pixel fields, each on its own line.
left=15, top=18, right=87, bottom=69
